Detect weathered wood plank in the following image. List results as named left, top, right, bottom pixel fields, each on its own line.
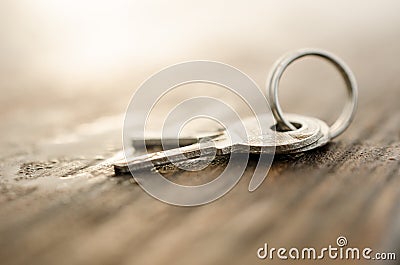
left=1, top=15, right=400, bottom=264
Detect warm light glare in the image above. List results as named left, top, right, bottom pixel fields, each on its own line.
left=2, top=0, right=399, bottom=85
left=30, top=1, right=161, bottom=76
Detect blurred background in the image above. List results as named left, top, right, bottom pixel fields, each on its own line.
left=2, top=0, right=400, bottom=157
left=1, top=2, right=400, bottom=265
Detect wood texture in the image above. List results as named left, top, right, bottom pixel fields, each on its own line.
left=1, top=67, right=399, bottom=264
left=1, top=3, right=400, bottom=265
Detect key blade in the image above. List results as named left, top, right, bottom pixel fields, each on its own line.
left=114, top=142, right=219, bottom=174
left=131, top=131, right=223, bottom=149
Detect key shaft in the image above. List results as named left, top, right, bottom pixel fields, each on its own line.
left=114, top=141, right=224, bottom=174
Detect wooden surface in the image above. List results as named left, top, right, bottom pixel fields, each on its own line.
left=1, top=2, right=400, bottom=265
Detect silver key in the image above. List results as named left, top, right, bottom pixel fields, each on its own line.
left=115, top=49, right=358, bottom=176
left=114, top=113, right=328, bottom=174
left=131, top=129, right=223, bottom=149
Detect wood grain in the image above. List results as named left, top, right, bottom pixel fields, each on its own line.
left=1, top=4, right=400, bottom=264
left=1, top=71, right=399, bottom=265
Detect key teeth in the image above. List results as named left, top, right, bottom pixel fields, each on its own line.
left=114, top=164, right=129, bottom=175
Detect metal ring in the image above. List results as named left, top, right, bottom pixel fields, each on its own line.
left=268, top=48, right=358, bottom=139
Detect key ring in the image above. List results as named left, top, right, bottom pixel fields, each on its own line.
left=268, top=48, right=358, bottom=139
